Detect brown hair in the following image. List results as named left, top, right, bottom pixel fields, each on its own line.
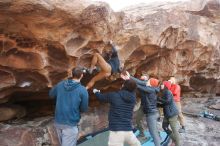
left=123, top=79, right=137, bottom=92
left=72, top=67, right=83, bottom=79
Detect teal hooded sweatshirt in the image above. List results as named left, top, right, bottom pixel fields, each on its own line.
left=49, top=79, right=89, bottom=126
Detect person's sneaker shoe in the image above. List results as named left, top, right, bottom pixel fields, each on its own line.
left=179, top=127, right=186, bottom=133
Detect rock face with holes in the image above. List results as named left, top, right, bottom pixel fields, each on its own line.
left=0, top=0, right=120, bottom=101
left=0, top=0, right=220, bottom=100
left=0, top=0, right=220, bottom=145
left=0, top=0, right=220, bottom=123
left=118, top=0, right=220, bottom=98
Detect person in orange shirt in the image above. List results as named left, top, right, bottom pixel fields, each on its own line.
left=169, top=77, right=185, bottom=133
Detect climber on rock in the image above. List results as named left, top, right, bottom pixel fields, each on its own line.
left=86, top=41, right=121, bottom=89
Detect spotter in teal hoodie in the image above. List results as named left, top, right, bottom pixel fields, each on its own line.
left=49, top=79, right=89, bottom=126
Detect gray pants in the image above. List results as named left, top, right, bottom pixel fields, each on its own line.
left=162, top=115, right=181, bottom=146
left=55, top=124, right=78, bottom=146
left=146, top=112, right=161, bottom=146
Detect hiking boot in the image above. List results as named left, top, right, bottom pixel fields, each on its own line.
left=179, top=127, right=186, bottom=133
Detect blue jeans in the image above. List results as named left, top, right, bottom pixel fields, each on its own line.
left=55, top=124, right=78, bottom=146
left=146, top=112, right=161, bottom=146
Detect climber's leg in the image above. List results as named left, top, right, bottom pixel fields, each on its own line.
left=90, top=53, right=111, bottom=73
left=86, top=71, right=111, bottom=89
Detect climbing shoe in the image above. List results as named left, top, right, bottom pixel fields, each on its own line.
left=86, top=66, right=101, bottom=74
left=82, top=67, right=94, bottom=74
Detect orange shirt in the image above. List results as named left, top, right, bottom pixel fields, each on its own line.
left=170, top=84, right=181, bottom=102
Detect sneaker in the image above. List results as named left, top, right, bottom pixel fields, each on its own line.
left=179, top=127, right=186, bottom=133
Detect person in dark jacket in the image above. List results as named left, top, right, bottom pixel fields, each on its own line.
left=158, top=81, right=180, bottom=146
left=86, top=41, right=120, bottom=89
left=121, top=71, right=161, bottom=146
left=93, top=79, right=141, bottom=146
left=132, top=74, right=149, bottom=139
left=49, top=67, right=89, bottom=146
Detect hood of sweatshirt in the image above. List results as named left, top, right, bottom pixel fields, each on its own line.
left=118, top=90, right=136, bottom=103
left=63, top=79, right=80, bottom=91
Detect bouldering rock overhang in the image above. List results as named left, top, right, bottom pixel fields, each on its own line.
left=0, top=0, right=219, bottom=120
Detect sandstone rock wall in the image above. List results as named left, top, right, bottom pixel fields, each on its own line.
left=0, top=0, right=219, bottom=108
left=0, top=0, right=220, bottom=145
